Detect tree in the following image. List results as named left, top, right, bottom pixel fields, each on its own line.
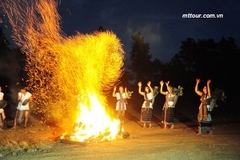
left=0, top=27, right=26, bottom=111
left=169, top=37, right=240, bottom=95
left=0, top=27, right=12, bottom=87
left=149, top=58, right=165, bottom=85
left=215, top=37, right=240, bottom=93
left=166, top=38, right=198, bottom=90
left=0, top=27, right=10, bottom=50
left=128, top=32, right=152, bottom=83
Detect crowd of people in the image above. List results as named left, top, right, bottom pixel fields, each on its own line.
left=0, top=87, right=32, bottom=131
left=0, top=78, right=213, bottom=135
left=113, top=79, right=214, bottom=135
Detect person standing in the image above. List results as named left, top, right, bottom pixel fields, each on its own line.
left=138, top=81, right=154, bottom=128
left=0, top=86, right=7, bottom=130
left=13, top=88, right=32, bottom=129
left=112, top=85, right=130, bottom=136
left=112, top=86, right=130, bottom=120
left=195, top=79, right=212, bottom=135
left=159, top=81, right=177, bottom=129
left=195, top=79, right=211, bottom=122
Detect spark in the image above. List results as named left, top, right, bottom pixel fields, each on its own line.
left=1, top=0, right=125, bottom=138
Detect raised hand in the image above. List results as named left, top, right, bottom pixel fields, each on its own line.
left=160, top=81, right=164, bottom=86
left=138, top=82, right=142, bottom=87
left=147, top=81, right=151, bottom=87
left=196, top=78, right=200, bottom=83
left=207, top=79, right=211, bottom=85
left=165, top=81, right=170, bottom=85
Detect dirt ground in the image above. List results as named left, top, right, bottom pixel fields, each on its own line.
left=1, top=101, right=240, bottom=160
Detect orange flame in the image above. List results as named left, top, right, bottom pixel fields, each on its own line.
left=2, top=0, right=125, bottom=141
left=70, top=93, right=120, bottom=142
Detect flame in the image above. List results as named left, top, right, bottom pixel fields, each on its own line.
left=2, top=0, right=125, bottom=141
left=70, top=93, right=120, bottom=142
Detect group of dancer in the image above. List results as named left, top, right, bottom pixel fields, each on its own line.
left=113, top=79, right=213, bottom=134
left=137, top=80, right=180, bottom=129
left=0, top=78, right=214, bottom=135
left=0, top=87, right=32, bottom=130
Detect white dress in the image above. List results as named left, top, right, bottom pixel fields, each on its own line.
left=0, top=92, right=3, bottom=101
left=141, top=92, right=153, bottom=109
left=0, top=92, right=4, bottom=113
left=115, top=92, right=127, bottom=111
left=18, top=92, right=32, bottom=110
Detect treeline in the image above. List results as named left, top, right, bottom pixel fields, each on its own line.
left=1, top=27, right=240, bottom=102
left=122, top=32, right=240, bottom=98
left=0, top=27, right=27, bottom=103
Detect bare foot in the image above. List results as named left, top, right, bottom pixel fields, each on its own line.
left=11, top=126, right=16, bottom=130
left=196, top=132, right=202, bottom=135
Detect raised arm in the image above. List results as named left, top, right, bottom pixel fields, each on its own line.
left=159, top=80, right=167, bottom=95
left=138, top=82, right=145, bottom=96
left=112, top=86, right=117, bottom=97
left=125, top=87, right=130, bottom=99
left=195, top=79, right=202, bottom=96
left=165, top=81, right=171, bottom=93
left=207, top=79, right=211, bottom=97
left=147, top=81, right=154, bottom=96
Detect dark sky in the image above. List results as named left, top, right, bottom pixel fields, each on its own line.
left=1, top=0, right=240, bottom=63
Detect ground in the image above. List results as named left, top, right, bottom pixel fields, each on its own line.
left=0, top=99, right=240, bottom=160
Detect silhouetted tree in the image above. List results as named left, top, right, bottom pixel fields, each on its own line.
left=149, top=58, right=165, bottom=85
left=169, top=37, right=240, bottom=95
left=128, top=31, right=152, bottom=83
left=215, top=37, right=240, bottom=93
left=0, top=27, right=26, bottom=91
left=0, top=27, right=10, bottom=50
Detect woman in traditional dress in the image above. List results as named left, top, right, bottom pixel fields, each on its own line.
left=112, top=86, right=130, bottom=120
left=138, top=81, right=154, bottom=128
left=160, top=81, right=176, bottom=129
left=195, top=79, right=212, bottom=135
left=112, top=86, right=130, bottom=136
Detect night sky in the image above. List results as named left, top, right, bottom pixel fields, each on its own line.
left=1, top=0, right=240, bottom=63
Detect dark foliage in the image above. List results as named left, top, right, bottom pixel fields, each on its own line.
left=125, top=33, right=239, bottom=99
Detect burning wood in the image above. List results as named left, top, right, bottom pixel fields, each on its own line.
left=2, top=0, right=126, bottom=142
left=59, top=94, right=130, bottom=143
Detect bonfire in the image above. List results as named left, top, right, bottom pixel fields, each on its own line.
left=1, top=0, right=126, bottom=143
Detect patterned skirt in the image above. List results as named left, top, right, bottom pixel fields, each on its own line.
left=141, top=108, right=152, bottom=123
left=199, top=113, right=213, bottom=133
left=162, top=108, right=174, bottom=124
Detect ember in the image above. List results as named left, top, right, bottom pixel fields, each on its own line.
left=63, top=93, right=121, bottom=142
left=2, top=0, right=125, bottom=142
